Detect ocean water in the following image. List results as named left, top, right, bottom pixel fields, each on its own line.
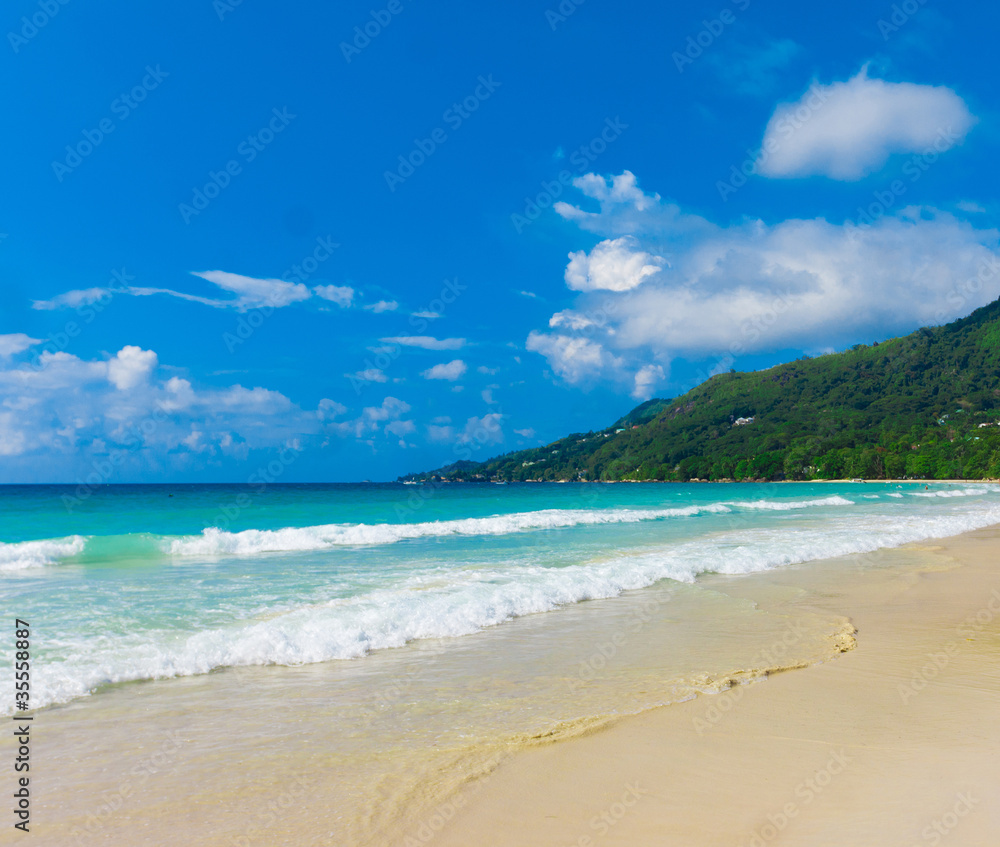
left=5, top=480, right=1000, bottom=844
left=2, top=480, right=998, bottom=715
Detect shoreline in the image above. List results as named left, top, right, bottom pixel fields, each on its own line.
left=5, top=496, right=1000, bottom=845
left=429, top=525, right=1000, bottom=846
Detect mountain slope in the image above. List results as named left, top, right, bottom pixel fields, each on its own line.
left=404, top=299, right=1000, bottom=482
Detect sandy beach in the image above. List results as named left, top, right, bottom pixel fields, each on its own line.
left=430, top=526, right=1000, bottom=847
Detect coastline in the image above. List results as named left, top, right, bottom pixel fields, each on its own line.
left=430, top=525, right=1000, bottom=846
left=5, top=495, right=999, bottom=845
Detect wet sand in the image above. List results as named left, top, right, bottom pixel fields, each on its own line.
left=431, top=527, right=1000, bottom=846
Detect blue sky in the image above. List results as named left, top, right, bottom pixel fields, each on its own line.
left=1, top=0, right=998, bottom=482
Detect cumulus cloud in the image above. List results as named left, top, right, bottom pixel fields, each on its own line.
left=314, top=285, right=354, bottom=307
left=759, top=68, right=977, bottom=180
left=525, top=334, right=621, bottom=384
left=331, top=397, right=412, bottom=439
left=421, top=360, right=467, bottom=381
left=565, top=236, right=666, bottom=292
left=529, top=170, right=1000, bottom=394
left=381, top=336, right=466, bottom=351
left=458, top=413, right=504, bottom=446
left=0, top=344, right=328, bottom=469
left=0, top=334, right=41, bottom=357
left=632, top=364, right=665, bottom=400
left=364, top=300, right=398, bottom=313
left=107, top=346, right=158, bottom=391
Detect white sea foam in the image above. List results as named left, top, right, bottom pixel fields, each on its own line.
left=0, top=537, right=86, bottom=572
left=26, top=496, right=1000, bottom=711
left=737, top=495, right=854, bottom=510
left=911, top=487, right=992, bottom=498
left=167, top=497, right=856, bottom=557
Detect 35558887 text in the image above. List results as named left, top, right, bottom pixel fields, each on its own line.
left=13, top=619, right=31, bottom=833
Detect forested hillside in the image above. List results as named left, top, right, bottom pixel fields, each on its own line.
left=404, top=298, right=1000, bottom=482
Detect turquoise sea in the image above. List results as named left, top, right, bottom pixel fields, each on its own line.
left=3, top=480, right=1000, bottom=716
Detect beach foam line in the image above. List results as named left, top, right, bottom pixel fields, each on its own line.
left=166, top=496, right=856, bottom=557
left=0, top=536, right=86, bottom=572
left=27, top=498, right=1000, bottom=712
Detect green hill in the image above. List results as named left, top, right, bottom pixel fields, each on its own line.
left=404, top=298, right=1000, bottom=482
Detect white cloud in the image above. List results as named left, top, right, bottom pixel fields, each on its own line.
left=0, top=343, right=325, bottom=468
left=107, top=346, right=158, bottom=391
left=562, top=170, right=658, bottom=215
left=759, top=68, right=977, bottom=180
left=632, top=364, right=665, bottom=400
left=32, top=288, right=109, bottom=311
left=346, top=369, right=388, bottom=384
left=525, top=333, right=622, bottom=384
left=332, top=397, right=411, bottom=439
left=34, top=270, right=318, bottom=315
left=421, top=360, right=467, bottom=381
left=514, top=427, right=535, bottom=438
left=411, top=310, right=441, bottom=319
left=382, top=336, right=466, bottom=351
left=565, top=236, right=666, bottom=292
left=529, top=170, right=1000, bottom=393
left=191, top=270, right=312, bottom=310
left=317, top=398, right=347, bottom=420
left=458, top=413, right=504, bottom=447
left=364, top=300, right=399, bottom=313
left=0, top=334, right=41, bottom=357
left=314, top=285, right=354, bottom=307
left=427, top=423, right=455, bottom=442
left=385, top=419, right=416, bottom=438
